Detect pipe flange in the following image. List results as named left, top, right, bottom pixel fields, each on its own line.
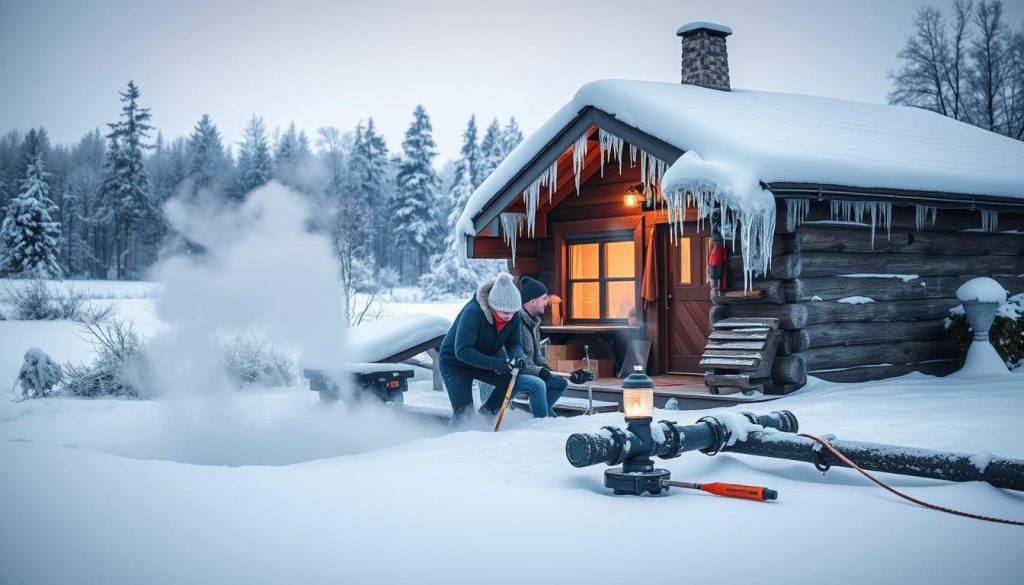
left=656, top=420, right=682, bottom=460
left=603, top=425, right=631, bottom=466
left=811, top=433, right=836, bottom=472
left=697, top=415, right=730, bottom=456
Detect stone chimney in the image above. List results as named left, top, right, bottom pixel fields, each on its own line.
left=676, top=21, right=732, bottom=91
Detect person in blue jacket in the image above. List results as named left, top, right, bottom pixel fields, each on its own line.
left=439, top=272, right=538, bottom=420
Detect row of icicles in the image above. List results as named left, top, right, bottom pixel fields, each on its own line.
left=502, top=128, right=669, bottom=264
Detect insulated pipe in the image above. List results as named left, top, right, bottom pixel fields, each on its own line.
left=565, top=410, right=798, bottom=468
left=723, top=432, right=1024, bottom=492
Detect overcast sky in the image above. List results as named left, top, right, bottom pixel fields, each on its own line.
left=2, top=0, right=1023, bottom=163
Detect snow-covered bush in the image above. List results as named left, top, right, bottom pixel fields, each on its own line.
left=61, top=319, right=151, bottom=398
left=946, top=293, right=1024, bottom=368
left=221, top=333, right=298, bottom=388
left=1, top=280, right=114, bottom=323
left=3, top=279, right=84, bottom=320
left=16, top=348, right=62, bottom=399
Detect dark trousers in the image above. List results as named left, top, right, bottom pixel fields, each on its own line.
left=439, top=363, right=513, bottom=419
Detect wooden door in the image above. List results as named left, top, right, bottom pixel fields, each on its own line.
left=664, top=224, right=713, bottom=373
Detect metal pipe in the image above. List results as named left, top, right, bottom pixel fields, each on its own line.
left=565, top=410, right=798, bottom=468
left=723, top=432, right=1024, bottom=492
left=565, top=410, right=1024, bottom=492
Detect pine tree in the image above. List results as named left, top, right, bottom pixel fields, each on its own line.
left=234, top=115, right=273, bottom=199
left=98, top=80, right=155, bottom=278
left=393, top=105, right=442, bottom=280
left=348, top=118, right=392, bottom=268
left=501, top=117, right=524, bottom=158
left=274, top=122, right=314, bottom=192
left=185, top=114, right=231, bottom=197
left=0, top=154, right=62, bottom=278
left=420, top=115, right=502, bottom=298
left=476, top=118, right=505, bottom=186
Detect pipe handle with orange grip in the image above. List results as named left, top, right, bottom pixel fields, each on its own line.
left=663, top=480, right=778, bottom=501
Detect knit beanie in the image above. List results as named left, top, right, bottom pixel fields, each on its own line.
left=519, top=276, right=548, bottom=303
left=487, top=273, right=522, bottom=313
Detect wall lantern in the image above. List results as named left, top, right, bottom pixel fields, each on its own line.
left=624, top=184, right=644, bottom=208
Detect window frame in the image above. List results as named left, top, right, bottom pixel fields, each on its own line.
left=566, top=232, right=637, bottom=323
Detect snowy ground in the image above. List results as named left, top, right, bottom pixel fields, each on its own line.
left=1, top=280, right=1022, bottom=584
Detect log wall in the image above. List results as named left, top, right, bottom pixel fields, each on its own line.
left=713, top=199, right=1024, bottom=387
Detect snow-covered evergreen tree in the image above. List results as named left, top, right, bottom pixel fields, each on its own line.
left=501, top=117, right=524, bottom=157
left=274, top=122, right=315, bottom=193
left=0, top=154, right=62, bottom=278
left=98, top=81, right=155, bottom=278
left=348, top=118, right=392, bottom=269
left=420, top=115, right=497, bottom=298
left=234, top=115, right=273, bottom=199
left=392, top=105, right=442, bottom=280
left=185, top=114, right=231, bottom=197
left=475, top=118, right=504, bottom=187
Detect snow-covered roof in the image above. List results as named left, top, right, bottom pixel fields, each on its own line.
left=349, top=314, right=451, bottom=363
left=458, top=79, right=1024, bottom=240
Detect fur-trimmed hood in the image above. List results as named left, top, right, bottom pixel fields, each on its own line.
left=475, top=280, right=495, bottom=324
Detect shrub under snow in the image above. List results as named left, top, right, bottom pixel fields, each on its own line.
left=221, top=333, right=298, bottom=388
left=17, top=348, right=62, bottom=399
left=61, top=319, right=151, bottom=398
left=1, top=279, right=113, bottom=322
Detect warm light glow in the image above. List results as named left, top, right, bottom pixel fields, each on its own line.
left=624, top=193, right=638, bottom=207
left=623, top=387, right=654, bottom=419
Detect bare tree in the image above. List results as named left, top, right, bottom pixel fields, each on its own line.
left=889, top=6, right=954, bottom=115
left=966, top=1, right=1010, bottom=131
left=1002, top=29, right=1024, bottom=139
left=945, top=0, right=974, bottom=120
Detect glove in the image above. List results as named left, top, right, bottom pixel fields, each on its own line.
left=508, top=355, right=527, bottom=371
left=538, top=367, right=552, bottom=381
left=569, top=369, right=594, bottom=385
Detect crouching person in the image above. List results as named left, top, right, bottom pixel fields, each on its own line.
left=517, top=277, right=594, bottom=417
left=439, top=273, right=533, bottom=421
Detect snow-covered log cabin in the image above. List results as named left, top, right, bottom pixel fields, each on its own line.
left=456, top=22, right=1024, bottom=397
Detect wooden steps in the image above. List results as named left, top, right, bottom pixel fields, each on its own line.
left=700, top=317, right=783, bottom=395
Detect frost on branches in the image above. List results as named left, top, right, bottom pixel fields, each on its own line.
left=0, top=154, right=62, bottom=279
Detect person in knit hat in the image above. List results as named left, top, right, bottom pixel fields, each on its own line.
left=438, top=273, right=533, bottom=420
left=515, top=277, right=594, bottom=417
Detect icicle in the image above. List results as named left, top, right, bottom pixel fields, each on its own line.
left=914, top=204, right=937, bottom=231
left=784, top=198, right=810, bottom=232
left=980, top=209, right=998, bottom=232
left=546, top=160, right=558, bottom=204
left=500, top=212, right=526, bottom=266
left=636, top=150, right=667, bottom=204
left=598, top=129, right=624, bottom=178
left=830, top=200, right=891, bottom=248
left=522, top=183, right=540, bottom=238
left=664, top=185, right=776, bottom=291
left=519, top=160, right=559, bottom=236
left=629, top=144, right=638, bottom=167
left=572, top=135, right=588, bottom=196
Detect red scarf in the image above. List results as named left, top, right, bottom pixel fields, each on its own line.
left=492, top=310, right=509, bottom=332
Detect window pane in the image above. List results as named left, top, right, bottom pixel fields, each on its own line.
left=570, top=282, right=600, bottom=319
left=606, top=280, right=636, bottom=319
left=679, top=237, right=692, bottom=284
left=569, top=243, right=599, bottom=279
left=604, top=241, right=635, bottom=278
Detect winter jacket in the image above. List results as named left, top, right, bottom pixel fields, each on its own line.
left=440, top=280, right=527, bottom=372
left=517, top=307, right=549, bottom=377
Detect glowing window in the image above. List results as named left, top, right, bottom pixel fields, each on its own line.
left=679, top=236, right=692, bottom=284
left=567, top=239, right=636, bottom=322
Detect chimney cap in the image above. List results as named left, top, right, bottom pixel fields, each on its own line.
left=676, top=21, right=733, bottom=37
